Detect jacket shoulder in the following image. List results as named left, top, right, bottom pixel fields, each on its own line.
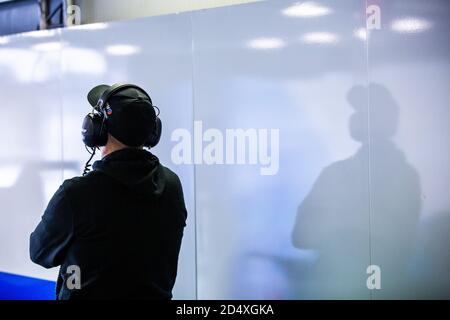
left=160, top=165, right=181, bottom=182
left=159, top=165, right=184, bottom=196
left=60, top=171, right=104, bottom=194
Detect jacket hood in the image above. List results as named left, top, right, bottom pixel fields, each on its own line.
left=92, top=148, right=165, bottom=197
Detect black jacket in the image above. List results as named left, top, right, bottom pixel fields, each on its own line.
left=30, top=148, right=187, bottom=300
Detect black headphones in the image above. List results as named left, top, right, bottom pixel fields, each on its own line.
left=81, top=83, right=162, bottom=149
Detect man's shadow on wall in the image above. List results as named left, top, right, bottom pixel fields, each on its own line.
left=292, top=83, right=421, bottom=298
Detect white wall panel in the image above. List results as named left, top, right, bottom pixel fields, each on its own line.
left=191, top=0, right=370, bottom=299
left=0, top=29, right=64, bottom=282
left=59, top=15, right=197, bottom=299
left=367, top=0, right=450, bottom=299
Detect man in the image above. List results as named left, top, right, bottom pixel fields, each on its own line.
left=30, top=84, right=187, bottom=300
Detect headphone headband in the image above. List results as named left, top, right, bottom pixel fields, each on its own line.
left=96, top=83, right=153, bottom=109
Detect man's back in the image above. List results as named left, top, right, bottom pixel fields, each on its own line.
left=30, top=148, right=187, bottom=300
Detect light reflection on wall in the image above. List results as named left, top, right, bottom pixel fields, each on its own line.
left=282, top=2, right=332, bottom=18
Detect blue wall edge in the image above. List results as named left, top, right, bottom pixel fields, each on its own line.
left=0, top=271, right=56, bottom=300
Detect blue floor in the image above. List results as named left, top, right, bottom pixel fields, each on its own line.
left=0, top=271, right=56, bottom=300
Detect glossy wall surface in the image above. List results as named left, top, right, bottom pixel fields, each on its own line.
left=0, top=0, right=449, bottom=299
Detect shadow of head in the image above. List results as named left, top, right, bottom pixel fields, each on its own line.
left=347, top=83, right=399, bottom=143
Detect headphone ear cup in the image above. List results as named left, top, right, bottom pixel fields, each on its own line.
left=82, top=113, right=108, bottom=148
left=145, top=117, right=162, bottom=148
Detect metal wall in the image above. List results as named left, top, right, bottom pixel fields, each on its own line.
left=73, top=0, right=264, bottom=24
left=0, top=0, right=40, bottom=36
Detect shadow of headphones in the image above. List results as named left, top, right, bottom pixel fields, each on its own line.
left=81, top=83, right=162, bottom=148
